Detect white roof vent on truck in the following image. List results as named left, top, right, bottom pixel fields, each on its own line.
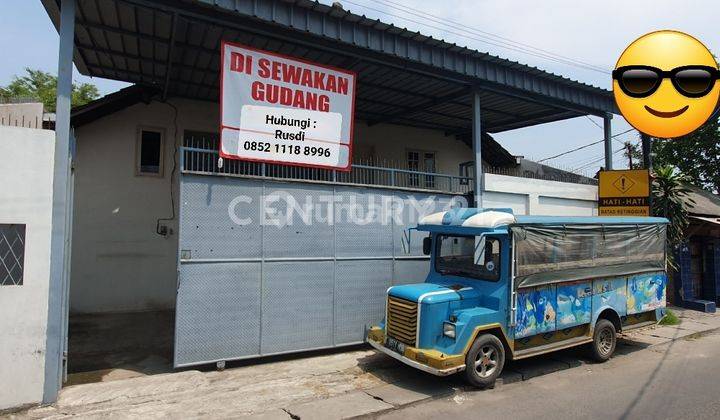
left=419, top=209, right=516, bottom=229
left=461, top=211, right=516, bottom=228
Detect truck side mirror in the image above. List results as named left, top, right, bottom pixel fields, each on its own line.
left=423, top=236, right=432, bottom=255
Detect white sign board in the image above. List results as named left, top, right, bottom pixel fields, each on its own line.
left=220, top=42, right=356, bottom=170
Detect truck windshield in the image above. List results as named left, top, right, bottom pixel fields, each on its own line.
left=435, top=235, right=500, bottom=281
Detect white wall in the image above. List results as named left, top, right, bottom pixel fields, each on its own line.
left=484, top=173, right=598, bottom=216
left=354, top=122, right=474, bottom=174
left=0, top=102, right=45, bottom=129
left=71, top=97, right=598, bottom=314
left=0, top=126, right=55, bottom=410
left=71, top=99, right=218, bottom=314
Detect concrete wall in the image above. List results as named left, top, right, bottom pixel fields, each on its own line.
left=71, top=97, right=598, bottom=314
left=483, top=173, right=598, bottom=216
left=71, top=99, right=217, bottom=314
left=0, top=102, right=45, bottom=129
left=0, top=126, right=55, bottom=410
left=354, top=123, right=476, bottom=174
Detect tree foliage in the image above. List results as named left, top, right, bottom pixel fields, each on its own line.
left=651, top=165, right=694, bottom=268
left=652, top=116, right=720, bottom=194
left=0, top=68, right=99, bottom=112
left=623, top=141, right=644, bottom=169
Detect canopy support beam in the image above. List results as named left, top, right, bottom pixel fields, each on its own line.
left=44, top=0, right=75, bottom=405
left=473, top=90, right=484, bottom=208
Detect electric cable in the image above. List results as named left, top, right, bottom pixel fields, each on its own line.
left=341, top=0, right=610, bottom=74
left=572, top=146, right=628, bottom=172
left=370, top=0, right=609, bottom=73
left=536, top=128, right=635, bottom=163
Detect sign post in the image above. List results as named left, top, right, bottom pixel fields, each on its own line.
left=220, top=42, right=356, bottom=170
left=598, top=169, right=651, bottom=216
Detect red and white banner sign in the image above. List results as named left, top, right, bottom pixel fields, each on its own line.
left=220, top=41, right=356, bottom=170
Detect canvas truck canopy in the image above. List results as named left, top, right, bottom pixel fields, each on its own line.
left=510, top=221, right=668, bottom=289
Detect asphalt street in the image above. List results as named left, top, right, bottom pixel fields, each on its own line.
left=378, top=332, right=720, bottom=420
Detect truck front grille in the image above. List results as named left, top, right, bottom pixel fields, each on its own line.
left=386, top=296, right=418, bottom=346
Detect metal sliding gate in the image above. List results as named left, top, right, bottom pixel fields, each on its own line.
left=174, top=156, right=461, bottom=367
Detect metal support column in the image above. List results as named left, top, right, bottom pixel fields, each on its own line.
left=472, top=90, right=483, bottom=208
left=641, top=133, right=653, bottom=169
left=603, top=114, right=613, bottom=170
left=44, top=0, right=75, bottom=404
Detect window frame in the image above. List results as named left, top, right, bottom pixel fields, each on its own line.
left=406, top=148, right=437, bottom=188
left=434, top=234, right=502, bottom=282
left=135, top=126, right=166, bottom=177
left=0, top=223, right=26, bottom=286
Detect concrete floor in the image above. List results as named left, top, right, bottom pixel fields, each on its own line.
left=66, top=311, right=174, bottom=385
left=19, top=307, right=716, bottom=419
left=381, top=331, right=720, bottom=420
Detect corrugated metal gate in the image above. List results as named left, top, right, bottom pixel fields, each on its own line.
left=174, top=135, right=462, bottom=367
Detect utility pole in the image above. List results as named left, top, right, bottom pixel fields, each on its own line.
left=625, top=142, right=634, bottom=169
left=603, top=114, right=613, bottom=170
left=641, top=134, right=652, bottom=170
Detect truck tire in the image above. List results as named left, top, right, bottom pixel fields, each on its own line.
left=589, top=319, right=617, bottom=362
left=464, top=334, right=505, bottom=389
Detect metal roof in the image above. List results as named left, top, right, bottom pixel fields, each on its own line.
left=512, top=215, right=669, bottom=225
left=70, top=84, right=157, bottom=126
left=686, top=185, right=720, bottom=217
left=42, top=0, right=616, bottom=149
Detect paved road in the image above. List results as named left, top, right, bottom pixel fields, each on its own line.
left=378, top=332, right=720, bottom=420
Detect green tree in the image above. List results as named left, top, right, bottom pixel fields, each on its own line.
left=0, top=68, right=99, bottom=112
left=622, top=141, right=643, bottom=169
left=652, top=116, right=720, bottom=194
left=652, top=165, right=694, bottom=268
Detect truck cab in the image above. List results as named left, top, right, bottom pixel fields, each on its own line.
left=366, top=208, right=668, bottom=388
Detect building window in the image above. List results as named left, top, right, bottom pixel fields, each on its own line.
left=0, top=224, right=25, bottom=286
left=406, top=150, right=436, bottom=188
left=136, top=127, right=165, bottom=176
left=459, top=161, right=473, bottom=185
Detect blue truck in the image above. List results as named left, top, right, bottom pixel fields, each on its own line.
left=367, top=208, right=668, bottom=388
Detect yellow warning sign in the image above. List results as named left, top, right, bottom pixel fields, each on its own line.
left=598, top=169, right=650, bottom=217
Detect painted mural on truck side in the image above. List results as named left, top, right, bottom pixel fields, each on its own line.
left=628, top=272, right=666, bottom=314
left=515, top=286, right=556, bottom=339
left=515, top=272, right=666, bottom=339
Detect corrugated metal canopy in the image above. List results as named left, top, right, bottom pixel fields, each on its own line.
left=42, top=0, right=616, bottom=155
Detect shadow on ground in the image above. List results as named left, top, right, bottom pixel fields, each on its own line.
left=354, top=336, right=649, bottom=397
left=67, top=311, right=175, bottom=385
left=65, top=309, right=656, bottom=395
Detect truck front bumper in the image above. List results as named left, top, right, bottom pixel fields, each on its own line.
left=366, top=327, right=465, bottom=377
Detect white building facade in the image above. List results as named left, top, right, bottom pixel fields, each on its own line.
left=0, top=126, right=57, bottom=410
left=69, top=95, right=599, bottom=315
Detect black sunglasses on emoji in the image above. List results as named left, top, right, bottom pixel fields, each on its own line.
left=612, top=65, right=720, bottom=98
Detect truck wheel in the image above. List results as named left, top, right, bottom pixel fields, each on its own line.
left=589, top=319, right=616, bottom=362
left=464, top=334, right=505, bottom=389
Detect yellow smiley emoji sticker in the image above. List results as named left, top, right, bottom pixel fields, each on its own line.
left=613, top=30, right=720, bottom=138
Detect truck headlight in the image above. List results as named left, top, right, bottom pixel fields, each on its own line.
left=443, top=322, right=456, bottom=339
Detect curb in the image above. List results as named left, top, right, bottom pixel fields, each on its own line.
left=638, top=325, right=720, bottom=346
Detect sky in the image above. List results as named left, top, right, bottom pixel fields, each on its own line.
left=2, top=0, right=718, bottom=174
